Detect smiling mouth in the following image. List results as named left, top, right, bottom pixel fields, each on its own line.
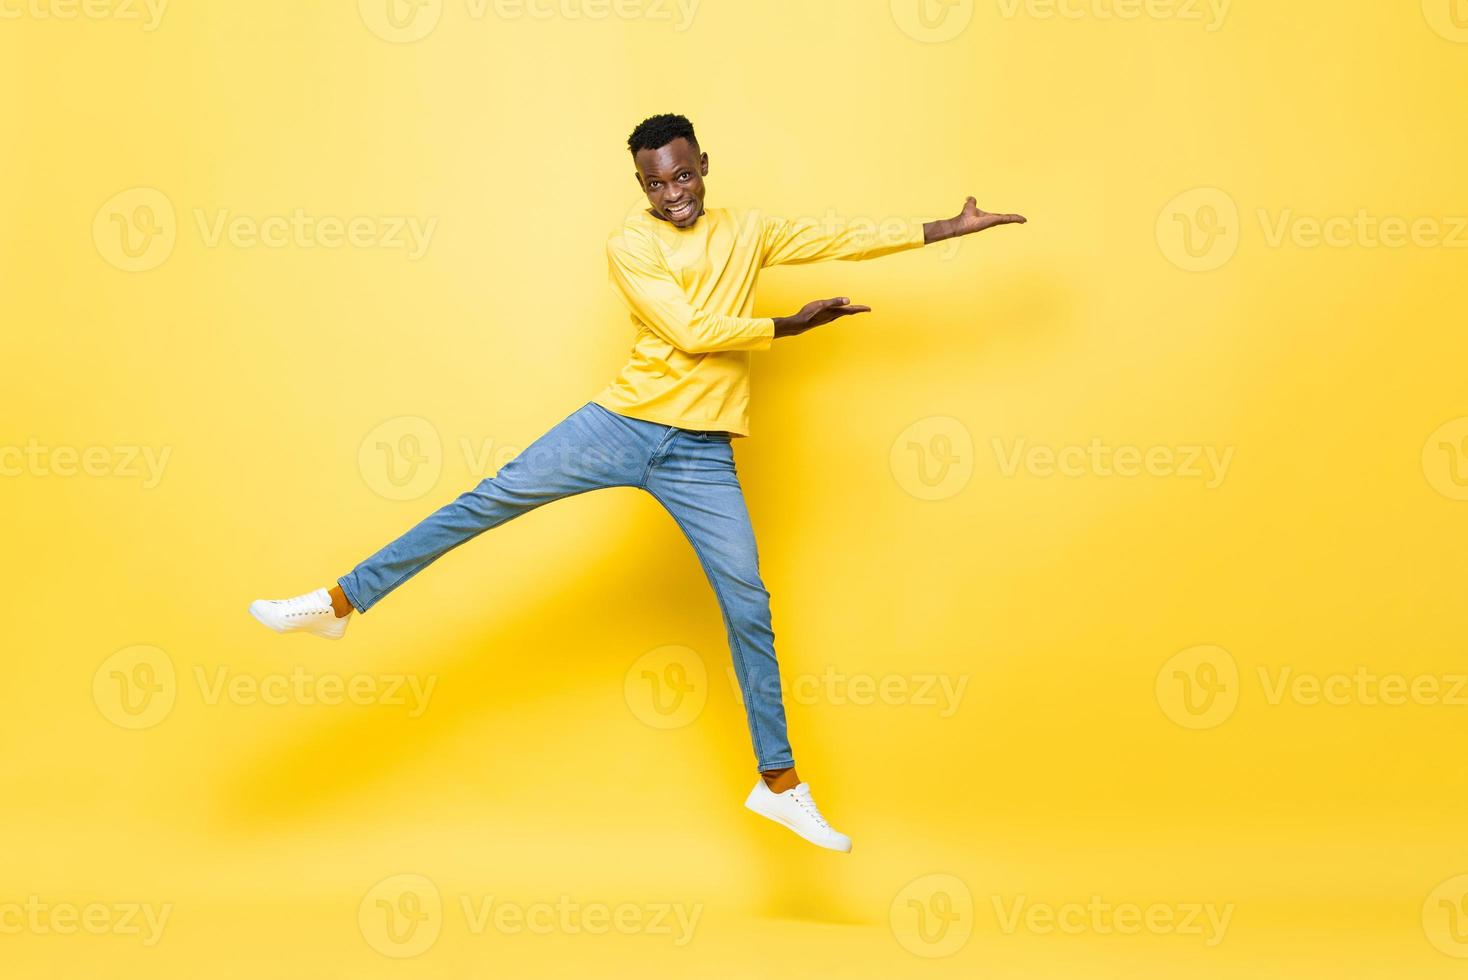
left=664, top=200, right=696, bottom=221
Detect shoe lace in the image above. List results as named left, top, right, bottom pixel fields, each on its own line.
left=278, top=593, right=326, bottom=618
left=790, top=785, right=831, bottom=829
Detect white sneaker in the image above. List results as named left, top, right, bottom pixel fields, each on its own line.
left=744, top=780, right=852, bottom=852
left=248, top=587, right=350, bottom=639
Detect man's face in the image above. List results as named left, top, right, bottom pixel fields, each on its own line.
left=633, top=137, right=708, bottom=228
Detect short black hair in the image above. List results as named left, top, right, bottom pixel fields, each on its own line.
left=627, top=113, right=698, bottom=156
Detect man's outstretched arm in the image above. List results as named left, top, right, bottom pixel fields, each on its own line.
left=759, top=196, right=1026, bottom=267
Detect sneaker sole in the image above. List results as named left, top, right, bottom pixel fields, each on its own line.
left=744, top=797, right=852, bottom=852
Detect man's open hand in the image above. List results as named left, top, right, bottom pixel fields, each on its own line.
left=924, top=197, right=1027, bottom=244
left=772, top=297, right=872, bottom=339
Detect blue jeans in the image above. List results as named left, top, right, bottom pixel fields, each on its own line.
left=337, top=400, right=795, bottom=771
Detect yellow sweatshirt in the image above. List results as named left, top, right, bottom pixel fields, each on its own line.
left=592, top=206, right=928, bottom=437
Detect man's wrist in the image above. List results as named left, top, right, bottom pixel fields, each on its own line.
left=923, top=215, right=962, bottom=245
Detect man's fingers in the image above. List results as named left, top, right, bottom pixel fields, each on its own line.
left=834, top=305, right=872, bottom=315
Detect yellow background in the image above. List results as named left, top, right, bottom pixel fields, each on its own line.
left=4, top=0, right=1467, bottom=976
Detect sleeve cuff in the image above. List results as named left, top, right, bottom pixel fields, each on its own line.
left=749, top=318, right=776, bottom=351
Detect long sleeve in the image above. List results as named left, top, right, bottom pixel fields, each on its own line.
left=759, top=211, right=928, bottom=267
left=606, top=231, right=775, bottom=355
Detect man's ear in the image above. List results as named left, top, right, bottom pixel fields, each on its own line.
left=699, top=152, right=709, bottom=177
left=632, top=170, right=646, bottom=191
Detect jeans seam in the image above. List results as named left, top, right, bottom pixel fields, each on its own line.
left=639, top=430, right=678, bottom=488
left=644, top=484, right=785, bottom=769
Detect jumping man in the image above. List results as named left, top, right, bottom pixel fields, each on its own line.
left=249, top=113, right=1025, bottom=852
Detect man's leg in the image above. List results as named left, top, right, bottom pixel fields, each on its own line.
left=644, top=429, right=851, bottom=851
left=641, top=430, right=795, bottom=778
left=336, top=401, right=650, bottom=614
